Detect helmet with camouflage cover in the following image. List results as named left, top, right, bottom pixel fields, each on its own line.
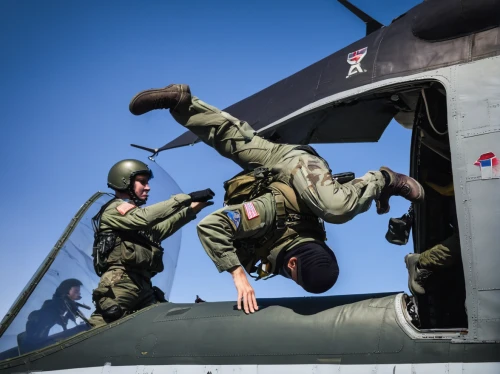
left=107, top=159, right=153, bottom=205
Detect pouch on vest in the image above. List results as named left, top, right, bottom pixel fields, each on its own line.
left=120, top=240, right=164, bottom=275
left=93, top=232, right=117, bottom=276
left=223, top=167, right=276, bottom=205
left=238, top=183, right=327, bottom=278
left=91, top=198, right=117, bottom=277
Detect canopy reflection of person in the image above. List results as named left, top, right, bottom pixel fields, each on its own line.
left=23, top=279, right=90, bottom=344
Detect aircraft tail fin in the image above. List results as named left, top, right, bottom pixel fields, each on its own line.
left=337, top=0, right=384, bottom=35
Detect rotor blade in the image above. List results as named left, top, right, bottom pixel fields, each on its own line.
left=337, top=0, right=384, bottom=35
left=156, top=132, right=200, bottom=152
left=130, top=144, right=159, bottom=154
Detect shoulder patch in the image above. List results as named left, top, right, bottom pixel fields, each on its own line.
left=116, top=202, right=136, bottom=215
left=243, top=202, right=260, bottom=220
left=224, top=210, right=241, bottom=230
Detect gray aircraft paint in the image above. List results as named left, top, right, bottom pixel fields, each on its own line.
left=1, top=292, right=498, bottom=372
left=255, top=55, right=500, bottom=343
left=1, top=1, right=499, bottom=373
left=26, top=362, right=500, bottom=374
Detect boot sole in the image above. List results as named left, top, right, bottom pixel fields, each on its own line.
left=405, top=254, right=425, bottom=295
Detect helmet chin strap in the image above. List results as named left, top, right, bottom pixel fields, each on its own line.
left=127, top=186, right=147, bottom=206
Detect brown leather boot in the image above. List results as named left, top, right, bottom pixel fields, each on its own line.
left=376, top=166, right=425, bottom=214
left=129, top=84, right=191, bottom=115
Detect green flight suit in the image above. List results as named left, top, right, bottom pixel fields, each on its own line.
left=170, top=96, right=383, bottom=274
left=89, top=194, right=195, bottom=327
left=171, top=96, right=386, bottom=225
left=198, top=183, right=325, bottom=274
left=419, top=232, right=461, bottom=270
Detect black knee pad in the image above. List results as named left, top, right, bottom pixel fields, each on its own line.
left=102, top=305, right=123, bottom=321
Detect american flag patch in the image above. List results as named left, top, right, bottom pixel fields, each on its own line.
left=116, top=202, right=136, bottom=215
left=243, top=202, right=259, bottom=220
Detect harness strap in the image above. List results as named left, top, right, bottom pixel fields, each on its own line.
left=219, top=111, right=253, bottom=143
left=236, top=177, right=327, bottom=279
left=273, top=190, right=287, bottom=230
left=92, top=197, right=117, bottom=233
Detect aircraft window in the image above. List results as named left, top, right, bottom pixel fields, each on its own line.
left=0, top=160, right=183, bottom=361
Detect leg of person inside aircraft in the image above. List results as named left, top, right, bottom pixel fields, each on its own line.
left=88, top=269, right=156, bottom=328
left=405, top=232, right=461, bottom=295
left=129, top=84, right=424, bottom=223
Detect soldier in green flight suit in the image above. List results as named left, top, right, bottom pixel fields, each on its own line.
left=88, top=159, right=214, bottom=327
left=405, top=183, right=462, bottom=296
left=128, top=84, right=425, bottom=314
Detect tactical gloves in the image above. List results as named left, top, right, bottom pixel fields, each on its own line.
left=189, top=188, right=215, bottom=203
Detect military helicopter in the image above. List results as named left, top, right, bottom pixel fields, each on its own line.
left=1, top=0, right=499, bottom=372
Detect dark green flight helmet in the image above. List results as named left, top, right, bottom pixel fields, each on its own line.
left=107, top=159, right=153, bottom=205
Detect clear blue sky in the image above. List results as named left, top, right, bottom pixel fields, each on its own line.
left=0, top=0, right=422, bottom=319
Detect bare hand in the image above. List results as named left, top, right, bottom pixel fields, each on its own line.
left=190, top=201, right=214, bottom=214
left=229, top=266, right=258, bottom=314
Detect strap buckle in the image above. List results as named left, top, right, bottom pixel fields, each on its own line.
left=273, top=191, right=287, bottom=231
left=250, top=261, right=276, bottom=281
left=276, top=218, right=286, bottom=230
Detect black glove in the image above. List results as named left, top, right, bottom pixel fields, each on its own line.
left=153, top=286, right=167, bottom=303
left=189, top=188, right=215, bottom=202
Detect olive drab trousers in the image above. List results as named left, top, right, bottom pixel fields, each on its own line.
left=88, top=269, right=158, bottom=328
left=419, top=232, right=461, bottom=269
left=171, top=97, right=386, bottom=224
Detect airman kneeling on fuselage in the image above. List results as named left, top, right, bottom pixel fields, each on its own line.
left=88, top=159, right=214, bottom=327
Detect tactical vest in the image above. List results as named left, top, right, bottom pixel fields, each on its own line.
left=223, top=168, right=326, bottom=279
left=92, top=199, right=164, bottom=278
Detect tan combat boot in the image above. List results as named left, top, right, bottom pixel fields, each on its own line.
left=129, top=84, right=191, bottom=115
left=376, top=166, right=424, bottom=214
left=405, top=253, right=432, bottom=295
